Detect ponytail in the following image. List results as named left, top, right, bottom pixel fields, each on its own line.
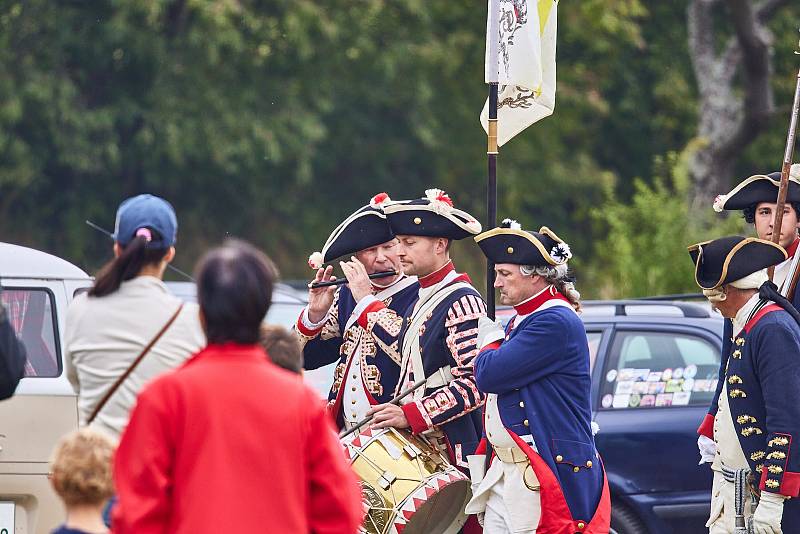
left=89, top=237, right=170, bottom=298
left=759, top=281, right=800, bottom=326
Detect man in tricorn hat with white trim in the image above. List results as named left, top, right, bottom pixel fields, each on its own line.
left=338, top=189, right=487, bottom=475
left=699, top=165, right=800, bottom=477
left=464, top=219, right=610, bottom=534
left=296, top=193, right=419, bottom=430
left=689, top=236, right=800, bottom=533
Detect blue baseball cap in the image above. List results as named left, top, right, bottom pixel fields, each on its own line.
left=112, top=194, right=178, bottom=248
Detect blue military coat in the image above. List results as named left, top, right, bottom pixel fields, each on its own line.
left=297, top=276, right=419, bottom=426
left=699, top=303, right=800, bottom=527
left=474, top=289, right=609, bottom=532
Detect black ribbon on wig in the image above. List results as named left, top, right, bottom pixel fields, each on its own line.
left=759, top=281, right=800, bottom=326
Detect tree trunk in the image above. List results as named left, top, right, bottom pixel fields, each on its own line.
left=686, top=0, right=787, bottom=202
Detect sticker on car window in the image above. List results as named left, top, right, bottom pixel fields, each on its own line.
left=640, top=394, right=656, bottom=407
left=613, top=394, right=630, bottom=408
left=601, top=394, right=613, bottom=408
left=628, top=394, right=641, bottom=408
left=615, top=381, right=634, bottom=395
left=665, top=379, right=683, bottom=393
left=655, top=393, right=673, bottom=406
left=605, top=369, right=618, bottom=382
left=673, top=391, right=691, bottom=406
left=661, top=368, right=673, bottom=381
left=646, top=371, right=662, bottom=382
left=684, top=364, right=698, bottom=379
left=683, top=378, right=695, bottom=391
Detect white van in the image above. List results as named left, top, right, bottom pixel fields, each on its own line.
left=0, top=243, right=93, bottom=533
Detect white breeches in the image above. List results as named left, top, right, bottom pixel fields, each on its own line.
left=707, top=470, right=755, bottom=533
left=465, top=458, right=540, bottom=534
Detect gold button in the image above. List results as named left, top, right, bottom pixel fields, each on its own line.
left=573, top=466, right=580, bottom=473
left=507, top=246, right=514, bottom=254
left=413, top=217, right=422, bottom=225
left=556, top=455, right=563, bottom=462
left=523, top=419, right=529, bottom=426
left=519, top=401, right=525, bottom=408
left=586, top=461, right=593, bottom=468
left=577, top=522, right=585, bottom=530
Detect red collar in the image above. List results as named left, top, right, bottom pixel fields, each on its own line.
left=419, top=261, right=455, bottom=288
left=513, top=285, right=568, bottom=315
left=787, top=238, right=799, bottom=258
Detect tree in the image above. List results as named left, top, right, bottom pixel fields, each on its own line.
left=687, top=0, right=793, bottom=202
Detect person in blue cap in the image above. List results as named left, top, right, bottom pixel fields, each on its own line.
left=65, top=194, right=205, bottom=440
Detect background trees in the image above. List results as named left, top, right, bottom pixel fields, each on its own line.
left=0, top=0, right=798, bottom=297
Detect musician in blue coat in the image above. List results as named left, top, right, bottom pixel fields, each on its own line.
left=699, top=166, right=800, bottom=468
left=689, top=235, right=800, bottom=533
left=295, top=193, right=419, bottom=429
left=466, top=219, right=610, bottom=534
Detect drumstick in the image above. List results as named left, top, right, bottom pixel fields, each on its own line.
left=339, top=377, right=428, bottom=439
left=309, top=270, right=398, bottom=289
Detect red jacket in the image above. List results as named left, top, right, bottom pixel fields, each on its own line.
left=112, top=343, right=363, bottom=534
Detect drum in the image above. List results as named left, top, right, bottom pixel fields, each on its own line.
left=341, top=426, right=471, bottom=534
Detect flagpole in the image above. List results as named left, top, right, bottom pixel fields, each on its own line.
left=486, top=0, right=500, bottom=320
left=768, top=43, right=800, bottom=281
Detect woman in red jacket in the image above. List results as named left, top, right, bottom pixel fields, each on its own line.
left=112, top=240, right=363, bottom=534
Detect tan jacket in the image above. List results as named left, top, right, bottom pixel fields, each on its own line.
left=65, top=276, right=205, bottom=439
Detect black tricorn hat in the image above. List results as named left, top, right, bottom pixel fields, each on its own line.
left=713, top=165, right=800, bottom=212
left=383, top=189, right=482, bottom=241
left=687, top=236, right=787, bottom=289
left=307, top=193, right=396, bottom=269
left=475, top=219, right=572, bottom=266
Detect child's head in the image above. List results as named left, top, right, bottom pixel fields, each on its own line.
left=50, top=428, right=116, bottom=507
left=260, top=324, right=304, bottom=374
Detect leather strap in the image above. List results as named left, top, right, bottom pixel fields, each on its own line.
left=87, top=303, right=184, bottom=425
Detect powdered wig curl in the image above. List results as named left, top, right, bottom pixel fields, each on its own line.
left=519, top=263, right=582, bottom=312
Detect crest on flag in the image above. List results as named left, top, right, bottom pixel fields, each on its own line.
left=481, top=0, right=558, bottom=146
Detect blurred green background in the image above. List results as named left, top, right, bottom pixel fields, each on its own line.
left=1, top=0, right=798, bottom=297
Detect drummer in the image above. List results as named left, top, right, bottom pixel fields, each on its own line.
left=339, top=189, right=486, bottom=468
left=467, top=219, right=610, bottom=533
left=295, top=193, right=419, bottom=429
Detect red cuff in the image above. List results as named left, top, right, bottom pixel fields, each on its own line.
left=480, top=341, right=502, bottom=352
left=296, top=311, right=324, bottom=337
left=357, top=301, right=386, bottom=329
left=401, top=402, right=430, bottom=435
left=759, top=468, right=800, bottom=497
left=474, top=438, right=487, bottom=455
left=698, top=413, right=714, bottom=439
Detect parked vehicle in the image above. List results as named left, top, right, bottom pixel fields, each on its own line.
left=0, top=245, right=310, bottom=534
left=0, top=243, right=94, bottom=534
left=496, top=300, right=722, bottom=534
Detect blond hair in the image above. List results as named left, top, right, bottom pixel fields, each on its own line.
left=260, top=324, right=304, bottom=373
left=50, top=428, right=116, bottom=506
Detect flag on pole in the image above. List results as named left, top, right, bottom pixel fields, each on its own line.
left=481, top=0, right=558, bottom=146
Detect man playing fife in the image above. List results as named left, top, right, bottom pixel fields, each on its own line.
left=339, top=189, right=486, bottom=473
left=465, top=219, right=610, bottom=534
left=296, top=193, right=418, bottom=429
left=690, top=236, right=800, bottom=533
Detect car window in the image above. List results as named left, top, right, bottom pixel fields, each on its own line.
left=1, top=288, right=61, bottom=377
left=599, top=330, right=719, bottom=410
left=586, top=331, right=602, bottom=371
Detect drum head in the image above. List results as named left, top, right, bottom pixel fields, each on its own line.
left=402, top=477, right=470, bottom=534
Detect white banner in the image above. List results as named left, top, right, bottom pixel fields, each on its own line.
left=481, top=0, right=558, bottom=146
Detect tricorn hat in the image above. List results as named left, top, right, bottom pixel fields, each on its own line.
left=687, top=236, right=787, bottom=290
left=713, top=164, right=800, bottom=212
left=383, top=189, right=482, bottom=241
left=308, top=193, right=396, bottom=269
left=475, top=219, right=572, bottom=266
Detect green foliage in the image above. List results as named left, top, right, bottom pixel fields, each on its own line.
left=589, top=149, right=747, bottom=298
left=0, top=0, right=795, bottom=299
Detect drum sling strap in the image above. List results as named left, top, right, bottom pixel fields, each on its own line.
left=399, top=281, right=472, bottom=399
left=87, top=303, right=184, bottom=425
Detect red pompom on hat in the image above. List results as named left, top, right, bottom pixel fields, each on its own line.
left=370, top=192, right=391, bottom=207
